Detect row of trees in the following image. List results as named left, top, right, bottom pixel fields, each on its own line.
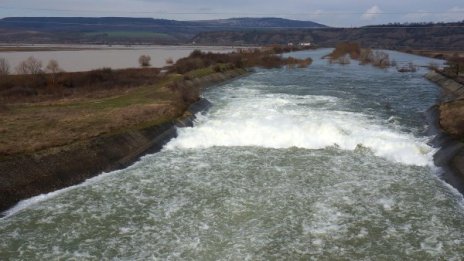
left=0, top=56, right=63, bottom=76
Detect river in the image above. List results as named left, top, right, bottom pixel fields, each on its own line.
left=1, top=49, right=464, bottom=260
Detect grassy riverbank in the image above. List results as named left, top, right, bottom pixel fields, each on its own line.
left=0, top=46, right=311, bottom=158
left=0, top=74, right=185, bottom=157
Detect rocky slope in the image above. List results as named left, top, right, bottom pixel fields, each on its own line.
left=426, top=70, right=464, bottom=191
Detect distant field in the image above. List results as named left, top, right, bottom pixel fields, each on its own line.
left=84, top=31, right=175, bottom=39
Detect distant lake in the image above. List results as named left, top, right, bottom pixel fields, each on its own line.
left=0, top=45, right=238, bottom=73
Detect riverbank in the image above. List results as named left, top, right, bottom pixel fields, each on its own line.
left=426, top=70, right=464, bottom=192
left=0, top=68, right=248, bottom=213
left=403, top=49, right=464, bottom=60
left=0, top=47, right=313, bottom=213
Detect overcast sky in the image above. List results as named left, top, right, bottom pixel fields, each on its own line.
left=0, top=0, right=463, bottom=27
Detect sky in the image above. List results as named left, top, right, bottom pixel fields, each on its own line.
left=0, top=0, right=463, bottom=27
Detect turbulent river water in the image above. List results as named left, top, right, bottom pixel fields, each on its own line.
left=1, top=49, right=464, bottom=260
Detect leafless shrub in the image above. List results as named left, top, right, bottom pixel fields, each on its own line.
left=371, top=51, right=391, bottom=68
left=45, top=59, right=63, bottom=74
left=398, top=62, right=417, bottom=73
left=46, top=60, right=63, bottom=87
left=359, top=48, right=374, bottom=64
left=329, top=54, right=350, bottom=65
left=15, top=56, right=43, bottom=75
left=138, top=55, right=151, bottom=67
left=165, top=57, right=174, bottom=65
left=338, top=55, right=351, bottom=65
left=0, top=57, right=10, bottom=75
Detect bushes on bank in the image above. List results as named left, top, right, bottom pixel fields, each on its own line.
left=0, top=67, right=161, bottom=101
left=328, top=42, right=361, bottom=60
left=328, top=42, right=392, bottom=68
left=0, top=57, right=9, bottom=75
left=169, top=48, right=312, bottom=74
left=138, top=55, right=151, bottom=67
left=1, top=46, right=312, bottom=102
left=15, top=56, right=43, bottom=75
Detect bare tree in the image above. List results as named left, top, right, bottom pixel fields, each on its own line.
left=372, top=51, right=391, bottom=68
left=165, top=57, right=174, bottom=65
left=138, top=55, right=151, bottom=67
left=46, top=59, right=63, bottom=86
left=46, top=59, right=62, bottom=74
left=15, top=56, right=43, bottom=75
left=0, top=57, right=10, bottom=75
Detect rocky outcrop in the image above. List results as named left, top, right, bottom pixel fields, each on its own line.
left=0, top=69, right=248, bottom=214
left=426, top=71, right=464, bottom=138
left=426, top=70, right=464, bottom=191
left=438, top=100, right=464, bottom=138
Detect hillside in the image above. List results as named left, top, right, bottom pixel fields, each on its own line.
left=193, top=22, right=464, bottom=51
left=2, top=17, right=462, bottom=51
left=0, top=17, right=326, bottom=44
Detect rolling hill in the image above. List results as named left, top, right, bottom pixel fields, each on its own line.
left=0, top=17, right=326, bottom=44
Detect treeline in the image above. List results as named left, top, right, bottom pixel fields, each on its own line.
left=364, top=21, right=464, bottom=28
left=193, top=22, right=464, bottom=51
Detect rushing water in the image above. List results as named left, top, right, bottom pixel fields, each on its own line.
left=1, top=49, right=464, bottom=260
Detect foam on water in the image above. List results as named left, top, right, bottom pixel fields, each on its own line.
left=2, top=165, right=131, bottom=218
left=166, top=91, right=433, bottom=166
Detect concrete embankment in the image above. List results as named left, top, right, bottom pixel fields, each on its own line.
left=0, top=69, right=248, bottom=213
left=425, top=70, right=464, bottom=98
left=426, top=70, right=464, bottom=192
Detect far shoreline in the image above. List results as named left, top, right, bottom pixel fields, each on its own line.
left=0, top=44, right=245, bottom=52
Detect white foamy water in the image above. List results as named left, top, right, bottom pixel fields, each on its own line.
left=167, top=91, right=433, bottom=166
